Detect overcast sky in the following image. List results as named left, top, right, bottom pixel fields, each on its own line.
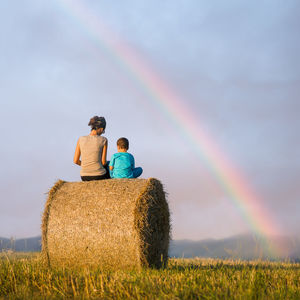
left=0, top=0, right=299, bottom=240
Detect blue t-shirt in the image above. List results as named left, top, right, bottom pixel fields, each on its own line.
left=109, top=152, right=135, bottom=178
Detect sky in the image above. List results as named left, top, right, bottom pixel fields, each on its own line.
left=0, top=0, right=299, bottom=240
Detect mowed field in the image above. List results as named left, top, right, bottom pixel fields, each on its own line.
left=0, top=253, right=299, bottom=299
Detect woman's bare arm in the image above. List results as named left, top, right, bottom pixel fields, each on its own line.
left=73, top=139, right=81, bottom=166
left=102, top=140, right=107, bottom=166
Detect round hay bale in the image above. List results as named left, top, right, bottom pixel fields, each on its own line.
left=42, top=178, right=170, bottom=269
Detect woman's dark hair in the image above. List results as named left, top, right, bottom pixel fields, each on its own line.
left=88, top=116, right=106, bottom=131
left=117, top=137, right=129, bottom=150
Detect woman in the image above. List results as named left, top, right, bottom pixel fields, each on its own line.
left=73, top=116, right=109, bottom=181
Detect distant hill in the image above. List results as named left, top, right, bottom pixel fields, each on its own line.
left=0, top=236, right=41, bottom=252
left=169, top=234, right=300, bottom=261
left=1, top=234, right=299, bottom=261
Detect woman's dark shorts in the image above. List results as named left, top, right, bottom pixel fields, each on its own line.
left=81, top=164, right=111, bottom=181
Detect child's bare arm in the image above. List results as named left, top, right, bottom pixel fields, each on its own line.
left=73, top=139, right=81, bottom=166
left=109, top=155, right=115, bottom=171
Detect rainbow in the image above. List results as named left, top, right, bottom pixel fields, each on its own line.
left=58, top=0, right=283, bottom=256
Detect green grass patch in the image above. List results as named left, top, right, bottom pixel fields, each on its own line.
left=0, top=253, right=299, bottom=299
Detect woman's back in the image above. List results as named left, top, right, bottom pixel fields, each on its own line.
left=79, top=135, right=107, bottom=176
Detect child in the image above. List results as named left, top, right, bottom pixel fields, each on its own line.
left=109, top=137, right=143, bottom=178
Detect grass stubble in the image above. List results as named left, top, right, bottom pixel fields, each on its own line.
left=0, top=253, right=299, bottom=299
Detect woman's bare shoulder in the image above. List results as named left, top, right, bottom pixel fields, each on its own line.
left=101, top=136, right=108, bottom=143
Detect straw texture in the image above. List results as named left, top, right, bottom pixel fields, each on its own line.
left=41, top=178, right=170, bottom=269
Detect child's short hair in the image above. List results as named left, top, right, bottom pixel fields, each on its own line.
left=117, top=137, right=129, bottom=150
